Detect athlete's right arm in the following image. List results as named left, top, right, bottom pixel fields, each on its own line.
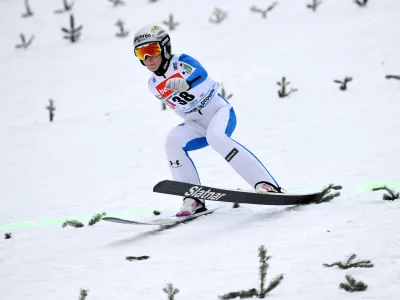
left=148, top=79, right=186, bottom=119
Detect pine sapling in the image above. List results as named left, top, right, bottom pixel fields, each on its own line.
left=162, top=14, right=180, bottom=31
left=334, top=76, right=353, bottom=90
left=61, top=14, right=83, bottom=43
left=220, top=83, right=233, bottom=100
left=372, top=186, right=400, bottom=201
left=22, top=0, right=34, bottom=18
left=126, top=255, right=150, bottom=261
left=258, top=245, right=269, bottom=296
left=163, top=283, right=180, bottom=300
left=339, top=274, right=368, bottom=292
left=88, top=212, right=106, bottom=226
left=15, top=34, right=34, bottom=50
left=109, top=0, right=125, bottom=7
left=115, top=19, right=129, bottom=37
left=307, top=0, right=323, bottom=12
left=46, top=99, right=56, bottom=122
left=209, top=8, right=228, bottom=24
left=258, top=245, right=284, bottom=298
left=277, top=77, right=298, bottom=98
left=316, top=184, right=342, bottom=203
left=385, top=74, right=400, bottom=80
left=324, top=253, right=374, bottom=269
left=219, top=245, right=284, bottom=299
left=250, top=2, right=278, bottom=19
left=219, top=289, right=258, bottom=299
left=5, top=233, right=12, bottom=239
left=54, top=0, right=74, bottom=14
left=354, top=0, right=368, bottom=7
left=62, top=220, right=84, bottom=228
left=79, top=288, right=89, bottom=300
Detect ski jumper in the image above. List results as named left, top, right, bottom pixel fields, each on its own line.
left=148, top=53, right=279, bottom=189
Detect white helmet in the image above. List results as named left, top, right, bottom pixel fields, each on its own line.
left=133, top=24, right=172, bottom=62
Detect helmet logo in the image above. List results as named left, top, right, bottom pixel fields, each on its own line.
left=134, top=33, right=151, bottom=43
left=151, top=26, right=159, bottom=33
left=160, top=35, right=170, bottom=46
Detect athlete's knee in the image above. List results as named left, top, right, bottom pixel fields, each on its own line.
left=206, top=131, right=230, bottom=150
left=165, top=128, right=185, bottom=152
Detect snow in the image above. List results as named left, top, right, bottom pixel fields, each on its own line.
left=1, top=0, right=399, bottom=299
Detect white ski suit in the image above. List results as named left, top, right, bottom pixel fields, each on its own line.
left=148, top=53, right=279, bottom=189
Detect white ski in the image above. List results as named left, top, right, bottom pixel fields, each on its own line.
left=102, top=207, right=219, bottom=226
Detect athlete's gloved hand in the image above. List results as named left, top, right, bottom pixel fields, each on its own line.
left=166, top=78, right=190, bottom=92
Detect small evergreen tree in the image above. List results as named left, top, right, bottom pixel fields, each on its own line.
left=115, top=19, right=129, bottom=37
left=162, top=14, right=180, bottom=31
left=62, top=220, right=84, bottom=228
left=250, top=2, right=278, bottom=18
left=316, top=184, right=342, bottom=203
left=109, top=0, right=125, bottom=7
left=258, top=246, right=284, bottom=298
left=54, top=0, right=74, bottom=14
left=46, top=99, right=56, bottom=122
left=163, top=283, right=180, bottom=300
left=324, top=253, right=374, bottom=269
left=385, top=74, right=400, bottom=80
left=15, top=34, right=34, bottom=50
left=307, top=0, right=322, bottom=12
left=79, top=288, right=89, bottom=300
left=219, top=289, right=258, bottom=299
left=22, top=0, right=34, bottom=18
left=219, top=245, right=284, bottom=299
left=334, top=76, right=353, bottom=91
left=220, top=82, right=233, bottom=100
left=88, top=212, right=106, bottom=226
left=209, top=8, right=228, bottom=24
left=339, top=275, right=368, bottom=292
left=354, top=0, right=368, bottom=7
left=61, top=14, right=83, bottom=43
left=372, top=186, right=399, bottom=201
left=277, top=77, right=298, bottom=98
left=126, top=256, right=150, bottom=261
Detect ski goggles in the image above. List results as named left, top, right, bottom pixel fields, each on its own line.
left=134, top=43, right=162, bottom=60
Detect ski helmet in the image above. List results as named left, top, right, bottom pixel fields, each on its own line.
left=133, top=25, right=172, bottom=65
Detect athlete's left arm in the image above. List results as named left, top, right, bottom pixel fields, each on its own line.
left=179, top=54, right=208, bottom=89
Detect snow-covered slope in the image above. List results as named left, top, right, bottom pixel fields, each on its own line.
left=1, top=0, right=399, bottom=299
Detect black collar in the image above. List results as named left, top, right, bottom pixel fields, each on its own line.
left=154, top=59, right=170, bottom=77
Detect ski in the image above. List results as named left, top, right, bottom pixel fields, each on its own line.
left=102, top=207, right=219, bottom=226
left=153, top=180, right=323, bottom=205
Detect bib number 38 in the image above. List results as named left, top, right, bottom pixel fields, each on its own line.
left=172, top=92, right=195, bottom=105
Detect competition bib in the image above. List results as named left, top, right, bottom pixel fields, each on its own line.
left=156, top=73, right=218, bottom=112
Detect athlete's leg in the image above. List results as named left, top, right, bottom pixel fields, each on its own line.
left=164, top=122, right=208, bottom=185
left=206, top=105, right=280, bottom=189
